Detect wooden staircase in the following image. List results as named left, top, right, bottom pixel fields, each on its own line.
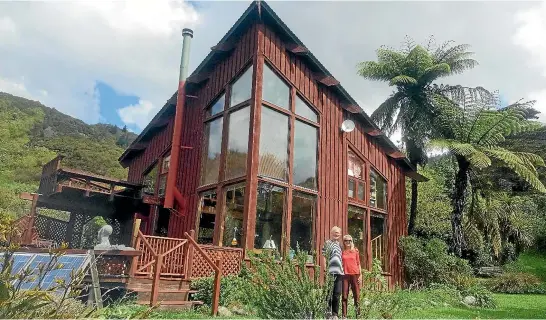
left=129, top=229, right=222, bottom=314
left=127, top=277, right=203, bottom=310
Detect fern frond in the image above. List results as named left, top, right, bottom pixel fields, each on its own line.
left=484, top=147, right=546, bottom=193
left=389, top=75, right=418, bottom=86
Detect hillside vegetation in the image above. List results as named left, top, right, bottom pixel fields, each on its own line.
left=0, top=92, right=137, bottom=218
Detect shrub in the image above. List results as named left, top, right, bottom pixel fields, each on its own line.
left=460, top=284, right=496, bottom=308
left=0, top=245, right=94, bottom=318
left=486, top=272, right=546, bottom=294
left=190, top=273, right=252, bottom=308
left=399, top=236, right=472, bottom=288
left=244, top=251, right=330, bottom=319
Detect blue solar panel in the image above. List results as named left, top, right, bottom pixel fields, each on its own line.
left=0, top=253, right=34, bottom=275
left=15, top=254, right=89, bottom=292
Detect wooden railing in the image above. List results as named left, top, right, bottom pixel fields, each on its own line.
left=183, top=231, right=222, bottom=316
left=129, top=226, right=222, bottom=316
left=133, top=234, right=187, bottom=278
left=371, top=235, right=386, bottom=268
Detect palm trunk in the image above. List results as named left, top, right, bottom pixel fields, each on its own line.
left=407, top=179, right=418, bottom=235
left=451, top=156, right=470, bottom=257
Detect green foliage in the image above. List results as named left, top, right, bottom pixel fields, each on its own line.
left=0, top=220, right=94, bottom=319
left=0, top=92, right=133, bottom=219
left=408, top=157, right=455, bottom=239
left=244, top=251, right=330, bottom=319
left=486, top=272, right=545, bottom=294
left=459, top=284, right=496, bottom=308
left=190, top=272, right=252, bottom=308
left=398, top=236, right=472, bottom=288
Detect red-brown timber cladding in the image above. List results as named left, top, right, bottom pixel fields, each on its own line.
left=259, top=24, right=406, bottom=287
left=125, top=22, right=407, bottom=287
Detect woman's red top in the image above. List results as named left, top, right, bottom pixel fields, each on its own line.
left=342, top=249, right=361, bottom=275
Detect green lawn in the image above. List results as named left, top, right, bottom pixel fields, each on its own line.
left=505, top=252, right=546, bottom=282
left=400, top=294, right=546, bottom=319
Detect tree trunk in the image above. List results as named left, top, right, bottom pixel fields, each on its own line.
left=407, top=179, right=418, bottom=235
left=451, top=156, right=470, bottom=257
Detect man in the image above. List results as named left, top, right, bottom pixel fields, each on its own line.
left=322, top=226, right=344, bottom=319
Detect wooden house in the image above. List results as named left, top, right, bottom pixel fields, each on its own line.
left=118, top=0, right=423, bottom=286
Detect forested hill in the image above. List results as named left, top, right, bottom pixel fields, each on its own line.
left=0, top=92, right=137, bottom=217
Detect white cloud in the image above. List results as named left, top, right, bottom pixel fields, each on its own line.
left=0, top=77, right=33, bottom=100
left=118, top=100, right=158, bottom=130
left=0, top=0, right=200, bottom=127
left=513, top=1, right=546, bottom=123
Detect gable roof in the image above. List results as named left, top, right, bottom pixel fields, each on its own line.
left=119, top=0, right=425, bottom=181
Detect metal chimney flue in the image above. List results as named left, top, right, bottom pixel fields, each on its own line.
left=164, top=27, right=194, bottom=210
left=179, top=28, right=194, bottom=82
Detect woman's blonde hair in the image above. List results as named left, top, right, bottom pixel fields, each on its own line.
left=342, top=234, right=355, bottom=250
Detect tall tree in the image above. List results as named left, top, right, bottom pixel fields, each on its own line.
left=357, top=38, right=484, bottom=234
left=432, top=97, right=546, bottom=256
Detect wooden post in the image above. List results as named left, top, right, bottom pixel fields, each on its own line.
left=150, top=254, right=163, bottom=306
left=20, top=192, right=39, bottom=245
left=186, top=232, right=196, bottom=280
left=132, top=218, right=142, bottom=248
left=211, top=257, right=222, bottom=317
left=88, top=250, right=103, bottom=309
left=182, top=230, right=195, bottom=281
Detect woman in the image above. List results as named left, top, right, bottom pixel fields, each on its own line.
left=341, top=234, right=361, bottom=318
left=322, top=226, right=344, bottom=319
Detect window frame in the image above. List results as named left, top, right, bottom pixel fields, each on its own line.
left=345, top=144, right=390, bottom=271
left=253, top=59, right=321, bottom=256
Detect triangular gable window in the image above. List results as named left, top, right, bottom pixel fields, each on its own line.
left=207, top=93, right=225, bottom=117
left=262, top=63, right=289, bottom=110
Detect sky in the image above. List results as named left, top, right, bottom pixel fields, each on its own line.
left=1, top=0, right=545, bottom=138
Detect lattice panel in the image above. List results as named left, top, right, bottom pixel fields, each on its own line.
left=104, top=218, right=122, bottom=245
left=70, top=213, right=86, bottom=248
left=191, top=245, right=244, bottom=279
left=34, top=215, right=68, bottom=245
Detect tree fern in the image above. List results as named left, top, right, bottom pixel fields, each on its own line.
left=432, top=94, right=546, bottom=256
left=357, top=37, right=483, bottom=235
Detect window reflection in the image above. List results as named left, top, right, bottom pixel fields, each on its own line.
left=295, top=95, right=318, bottom=122
left=370, top=169, right=387, bottom=209
left=200, top=118, right=223, bottom=186
left=348, top=205, right=366, bottom=265
left=255, top=182, right=284, bottom=251
left=225, top=107, right=250, bottom=180
left=258, top=106, right=289, bottom=181
left=293, top=120, right=317, bottom=189
left=197, top=190, right=217, bottom=244
left=371, top=212, right=387, bottom=270
left=143, top=165, right=157, bottom=195
left=291, top=192, right=315, bottom=254
left=262, top=64, right=289, bottom=109
left=207, top=93, right=225, bottom=117
left=222, top=184, right=245, bottom=247
left=230, top=67, right=253, bottom=107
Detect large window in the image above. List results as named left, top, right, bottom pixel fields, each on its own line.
left=222, top=183, right=245, bottom=247
left=225, top=107, right=250, bottom=180
left=371, top=212, right=387, bottom=270
left=197, top=190, right=217, bottom=244
left=230, top=68, right=253, bottom=107
left=143, top=164, right=158, bottom=195
left=157, top=153, right=170, bottom=197
left=200, top=118, right=223, bottom=186
left=255, top=182, right=285, bottom=250
left=348, top=205, right=366, bottom=265
left=295, top=95, right=318, bottom=123
left=199, top=66, right=254, bottom=187
left=348, top=150, right=366, bottom=203
left=370, top=169, right=387, bottom=210
left=258, top=106, right=289, bottom=181
left=293, top=121, right=318, bottom=189
left=262, top=64, right=289, bottom=109
left=291, top=192, right=315, bottom=254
